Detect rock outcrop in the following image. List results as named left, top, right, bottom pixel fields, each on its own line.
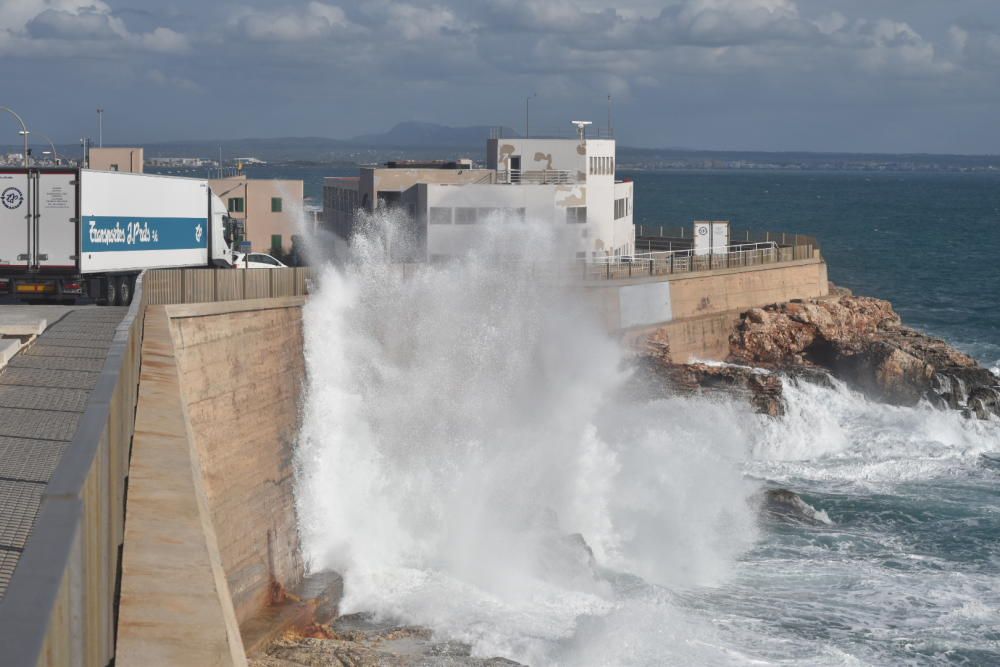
left=636, top=288, right=1000, bottom=419
left=250, top=613, right=522, bottom=666
left=728, top=293, right=1000, bottom=416
left=631, top=358, right=786, bottom=416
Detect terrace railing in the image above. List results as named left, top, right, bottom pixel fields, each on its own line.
left=498, top=169, right=578, bottom=185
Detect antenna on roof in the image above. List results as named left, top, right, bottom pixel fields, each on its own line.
left=571, top=120, right=592, bottom=141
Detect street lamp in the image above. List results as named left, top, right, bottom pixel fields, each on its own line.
left=1, top=106, right=29, bottom=167
left=97, top=108, right=103, bottom=147
left=36, top=132, right=59, bottom=165
left=80, top=137, right=89, bottom=167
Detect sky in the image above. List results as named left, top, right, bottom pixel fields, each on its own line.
left=2, top=0, right=1000, bottom=154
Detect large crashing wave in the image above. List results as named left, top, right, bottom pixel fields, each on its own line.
left=294, top=213, right=759, bottom=664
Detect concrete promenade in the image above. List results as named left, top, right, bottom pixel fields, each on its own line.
left=0, top=307, right=127, bottom=597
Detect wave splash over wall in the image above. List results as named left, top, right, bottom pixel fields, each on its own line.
left=294, top=213, right=759, bottom=665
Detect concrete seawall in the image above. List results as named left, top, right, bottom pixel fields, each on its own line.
left=117, top=298, right=306, bottom=665
left=588, top=256, right=829, bottom=360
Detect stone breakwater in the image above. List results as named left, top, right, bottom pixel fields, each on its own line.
left=638, top=288, right=1000, bottom=419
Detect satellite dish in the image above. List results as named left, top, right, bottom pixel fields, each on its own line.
left=571, top=120, right=592, bottom=140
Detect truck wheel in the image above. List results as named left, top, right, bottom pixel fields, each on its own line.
left=117, top=275, right=133, bottom=306
left=103, top=277, right=117, bottom=307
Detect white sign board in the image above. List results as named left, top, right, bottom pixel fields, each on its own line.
left=693, top=221, right=712, bottom=256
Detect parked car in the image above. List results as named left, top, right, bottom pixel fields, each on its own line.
left=231, top=252, right=287, bottom=269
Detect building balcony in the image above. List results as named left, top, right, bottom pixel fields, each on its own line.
left=497, top=169, right=580, bottom=185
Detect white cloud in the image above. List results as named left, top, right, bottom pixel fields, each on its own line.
left=231, top=2, right=355, bottom=41
left=0, top=0, right=189, bottom=55
left=146, top=68, right=201, bottom=91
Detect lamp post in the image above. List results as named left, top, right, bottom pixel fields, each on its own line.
left=97, top=108, right=103, bottom=147
left=37, top=132, right=59, bottom=165
left=80, top=137, right=89, bottom=167
left=1, top=106, right=29, bottom=167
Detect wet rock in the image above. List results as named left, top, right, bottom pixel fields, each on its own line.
left=978, top=453, right=1000, bottom=472
left=250, top=614, right=523, bottom=666
left=759, top=489, right=833, bottom=526
left=630, top=357, right=786, bottom=416
left=728, top=294, right=1000, bottom=416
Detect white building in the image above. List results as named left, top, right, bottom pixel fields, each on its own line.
left=323, top=122, right=634, bottom=260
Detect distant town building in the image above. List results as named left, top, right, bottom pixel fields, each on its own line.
left=146, top=156, right=216, bottom=168
left=322, top=124, right=634, bottom=260
left=209, top=174, right=304, bottom=256
left=89, top=147, right=144, bottom=173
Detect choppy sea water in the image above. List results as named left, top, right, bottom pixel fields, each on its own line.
left=291, top=171, right=1000, bottom=665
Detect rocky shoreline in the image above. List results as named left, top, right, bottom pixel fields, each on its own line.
left=637, top=286, right=1000, bottom=419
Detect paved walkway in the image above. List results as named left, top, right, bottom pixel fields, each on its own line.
left=0, top=307, right=127, bottom=597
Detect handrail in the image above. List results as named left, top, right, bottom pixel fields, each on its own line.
left=635, top=224, right=820, bottom=249
left=497, top=169, right=578, bottom=185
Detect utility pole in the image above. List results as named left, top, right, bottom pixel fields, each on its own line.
left=80, top=137, right=89, bottom=168
left=1, top=107, right=30, bottom=167
left=525, top=93, right=536, bottom=138
left=97, top=108, right=104, bottom=147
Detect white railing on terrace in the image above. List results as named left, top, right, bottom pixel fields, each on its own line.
left=498, top=169, right=578, bottom=185
left=575, top=240, right=820, bottom=280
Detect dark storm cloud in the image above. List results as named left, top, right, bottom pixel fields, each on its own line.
left=2, top=0, right=999, bottom=153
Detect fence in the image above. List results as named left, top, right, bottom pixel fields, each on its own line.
left=0, top=266, right=310, bottom=666
left=635, top=224, right=820, bottom=250
left=144, top=267, right=311, bottom=305
left=580, top=242, right=817, bottom=281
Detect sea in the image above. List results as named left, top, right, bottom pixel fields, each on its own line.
left=235, top=165, right=1000, bottom=665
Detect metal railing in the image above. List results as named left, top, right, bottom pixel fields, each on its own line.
left=0, top=266, right=311, bottom=666
left=490, top=126, right=615, bottom=140
left=580, top=241, right=817, bottom=281
left=635, top=224, right=820, bottom=250
left=498, top=169, right=578, bottom=185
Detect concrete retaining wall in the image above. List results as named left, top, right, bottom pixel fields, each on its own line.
left=170, top=299, right=305, bottom=626
left=586, top=256, right=829, bottom=337
left=117, top=297, right=306, bottom=665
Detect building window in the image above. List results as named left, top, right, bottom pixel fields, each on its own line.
left=429, top=207, right=452, bottom=224
left=455, top=207, right=476, bottom=224
left=614, top=197, right=629, bottom=220
left=477, top=207, right=502, bottom=222
left=565, top=207, right=586, bottom=224
left=271, top=234, right=283, bottom=253
left=271, top=197, right=283, bottom=213
left=228, top=197, right=245, bottom=213
left=110, top=164, right=119, bottom=171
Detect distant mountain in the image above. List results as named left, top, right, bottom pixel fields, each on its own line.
left=349, top=121, right=519, bottom=148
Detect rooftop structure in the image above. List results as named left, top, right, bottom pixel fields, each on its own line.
left=89, top=147, right=144, bottom=173
left=323, top=121, right=634, bottom=259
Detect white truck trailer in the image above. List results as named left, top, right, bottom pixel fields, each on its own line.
left=0, top=168, right=235, bottom=305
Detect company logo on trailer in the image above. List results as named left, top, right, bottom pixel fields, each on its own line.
left=2, top=187, right=23, bottom=210
left=195, top=223, right=203, bottom=243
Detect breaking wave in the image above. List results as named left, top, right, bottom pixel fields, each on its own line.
left=294, top=212, right=1000, bottom=665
